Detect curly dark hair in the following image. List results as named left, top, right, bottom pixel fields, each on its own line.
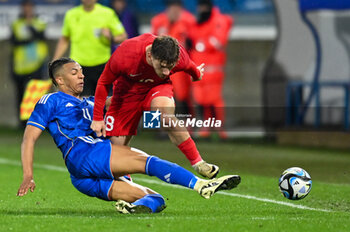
left=151, top=36, right=180, bottom=65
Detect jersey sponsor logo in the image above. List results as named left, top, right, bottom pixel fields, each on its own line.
left=143, top=110, right=161, bottom=128
left=65, top=102, right=74, bottom=107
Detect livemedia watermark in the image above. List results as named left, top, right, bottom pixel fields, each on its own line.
left=143, top=110, right=222, bottom=129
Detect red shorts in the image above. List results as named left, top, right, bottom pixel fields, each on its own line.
left=105, top=83, right=174, bottom=136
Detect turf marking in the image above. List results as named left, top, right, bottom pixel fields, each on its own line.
left=0, top=157, right=67, bottom=172
left=133, top=177, right=333, bottom=213
left=0, top=157, right=332, bottom=213
left=251, top=217, right=275, bottom=220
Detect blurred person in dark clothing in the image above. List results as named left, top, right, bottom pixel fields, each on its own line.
left=112, top=0, right=139, bottom=39
left=10, top=0, right=49, bottom=128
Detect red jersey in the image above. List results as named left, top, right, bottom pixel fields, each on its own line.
left=93, top=33, right=200, bottom=121
left=151, top=10, right=195, bottom=46
left=151, top=10, right=195, bottom=103
left=189, top=8, right=233, bottom=66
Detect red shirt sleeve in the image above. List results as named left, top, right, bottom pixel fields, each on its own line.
left=93, top=54, right=121, bottom=121
left=174, top=44, right=201, bottom=80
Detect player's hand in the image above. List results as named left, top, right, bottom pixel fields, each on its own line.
left=17, top=177, right=35, bottom=197
left=196, top=63, right=205, bottom=81
left=91, top=120, right=106, bottom=137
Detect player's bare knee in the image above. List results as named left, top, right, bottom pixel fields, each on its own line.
left=151, top=97, right=175, bottom=112
left=110, top=136, right=132, bottom=146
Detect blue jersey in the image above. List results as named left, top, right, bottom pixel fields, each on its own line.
left=27, top=91, right=102, bottom=159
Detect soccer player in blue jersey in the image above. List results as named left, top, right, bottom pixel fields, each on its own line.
left=17, top=57, right=241, bottom=214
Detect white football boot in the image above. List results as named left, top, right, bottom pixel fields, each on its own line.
left=194, top=175, right=241, bottom=199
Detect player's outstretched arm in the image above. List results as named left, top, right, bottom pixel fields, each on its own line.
left=17, top=125, right=43, bottom=197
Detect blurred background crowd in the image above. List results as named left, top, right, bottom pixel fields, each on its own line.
left=1, top=0, right=350, bottom=147
left=0, top=0, right=273, bottom=131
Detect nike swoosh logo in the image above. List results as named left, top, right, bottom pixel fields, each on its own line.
left=151, top=91, right=160, bottom=97
left=130, top=73, right=142, bottom=77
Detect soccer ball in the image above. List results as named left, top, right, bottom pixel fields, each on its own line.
left=278, top=167, right=312, bottom=200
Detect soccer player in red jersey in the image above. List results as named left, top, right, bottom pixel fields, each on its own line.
left=91, top=33, right=219, bottom=178
left=151, top=0, right=196, bottom=116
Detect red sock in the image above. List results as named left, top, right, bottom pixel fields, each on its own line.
left=177, top=137, right=202, bottom=165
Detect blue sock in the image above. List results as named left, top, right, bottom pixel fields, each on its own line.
left=133, top=194, right=165, bottom=213
left=145, top=156, right=198, bottom=189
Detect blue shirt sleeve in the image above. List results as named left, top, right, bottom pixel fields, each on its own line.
left=27, top=94, right=55, bottom=130
left=87, top=96, right=95, bottom=102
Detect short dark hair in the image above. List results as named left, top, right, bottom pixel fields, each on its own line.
left=151, top=36, right=179, bottom=65
left=166, top=0, right=183, bottom=7
left=48, top=57, right=76, bottom=86
left=198, top=0, right=213, bottom=8
left=21, top=0, right=34, bottom=6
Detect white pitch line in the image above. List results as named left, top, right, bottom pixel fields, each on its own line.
left=131, top=177, right=333, bottom=212
left=0, top=157, right=332, bottom=213
left=0, top=157, right=67, bottom=172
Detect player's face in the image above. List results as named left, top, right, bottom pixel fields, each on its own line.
left=113, top=0, right=126, bottom=12
left=167, top=5, right=182, bottom=22
left=151, top=58, right=176, bottom=79
left=22, top=3, right=34, bottom=17
left=58, top=62, right=85, bottom=97
left=81, top=0, right=97, bottom=8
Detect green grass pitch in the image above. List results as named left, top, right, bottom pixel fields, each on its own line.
left=0, top=129, right=349, bottom=232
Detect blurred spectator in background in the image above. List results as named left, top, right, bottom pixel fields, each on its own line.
left=188, top=0, right=233, bottom=139
left=151, top=0, right=196, bottom=117
left=111, top=0, right=139, bottom=38
left=53, top=0, right=127, bottom=96
left=111, top=0, right=139, bottom=52
left=10, top=0, right=49, bottom=128
left=73, top=0, right=110, bottom=7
